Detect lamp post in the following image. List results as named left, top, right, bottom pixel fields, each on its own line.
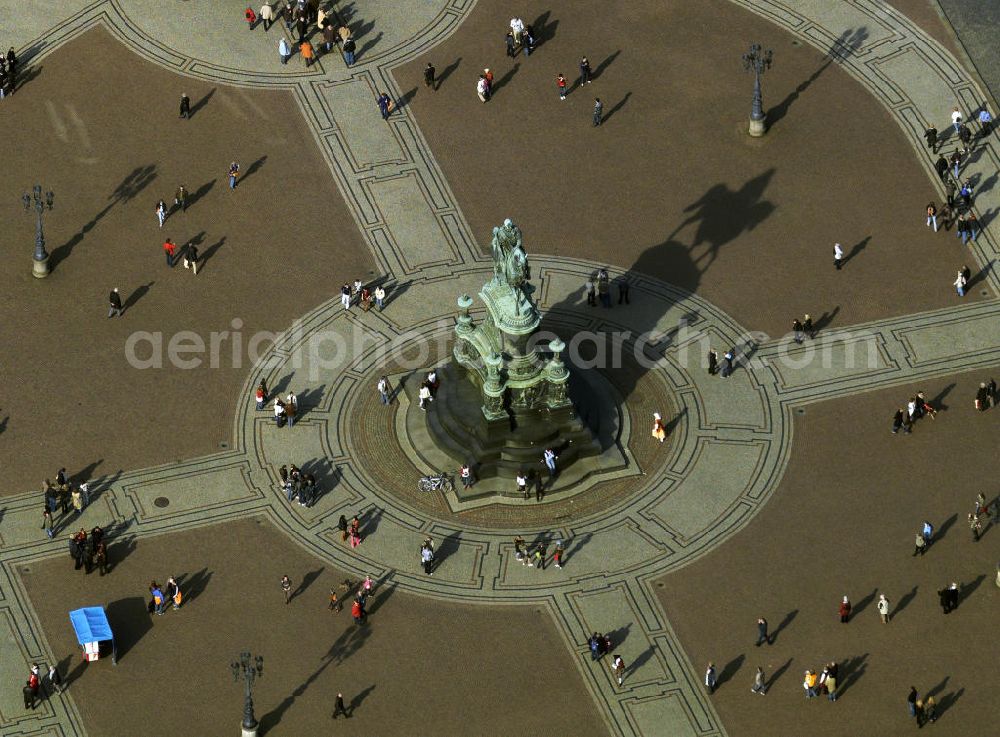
left=742, top=43, right=773, bottom=137
left=22, top=185, right=54, bottom=278
left=230, top=651, right=264, bottom=737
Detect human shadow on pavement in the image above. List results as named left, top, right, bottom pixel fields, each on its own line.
left=627, top=645, right=656, bottom=677
left=842, top=235, right=870, bottom=266
left=349, top=684, right=376, bottom=716
left=937, top=687, right=964, bottom=717
left=926, top=675, right=949, bottom=700
left=967, top=259, right=993, bottom=290
left=837, top=652, right=868, bottom=696
left=105, top=596, right=151, bottom=661
left=176, top=567, right=213, bottom=603
left=241, top=155, right=268, bottom=185
left=531, top=11, right=558, bottom=45
left=123, top=282, right=154, bottom=312
left=437, top=57, right=462, bottom=88
left=106, top=534, right=137, bottom=572
left=591, top=50, right=620, bottom=81
left=896, top=585, right=918, bottom=616
left=259, top=647, right=339, bottom=732
left=602, top=92, right=631, bottom=124
left=769, top=609, right=798, bottom=644
left=936, top=513, right=958, bottom=542
left=929, top=383, right=955, bottom=411
left=851, top=588, right=878, bottom=618
left=185, top=178, right=216, bottom=210
left=188, top=88, right=215, bottom=118
left=717, top=654, right=744, bottom=687
left=565, top=532, right=592, bottom=563
left=960, top=574, right=986, bottom=604
left=358, top=31, right=383, bottom=59
left=811, top=306, right=840, bottom=334
left=767, top=658, right=793, bottom=689
left=367, top=581, right=397, bottom=615
left=492, top=63, right=519, bottom=94
left=436, top=531, right=462, bottom=566
left=292, top=567, right=325, bottom=600
left=360, top=506, right=384, bottom=538
left=605, top=623, right=631, bottom=649
left=295, top=384, right=328, bottom=420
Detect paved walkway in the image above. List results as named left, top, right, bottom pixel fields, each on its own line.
left=1, top=2, right=999, bottom=736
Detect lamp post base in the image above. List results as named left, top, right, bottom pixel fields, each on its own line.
left=241, top=724, right=259, bottom=737
left=32, top=255, right=50, bottom=279
left=748, top=115, right=767, bottom=137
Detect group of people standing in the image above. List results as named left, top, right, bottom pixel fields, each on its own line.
left=585, top=269, right=629, bottom=307
left=148, top=577, right=182, bottom=615
left=0, top=47, right=18, bottom=98
left=890, top=390, right=937, bottom=434
left=278, top=463, right=320, bottom=507
left=42, top=469, right=91, bottom=538
left=513, top=536, right=564, bottom=569
left=337, top=514, right=364, bottom=548
left=68, top=525, right=109, bottom=575
left=22, top=663, right=62, bottom=710
left=341, top=279, right=386, bottom=311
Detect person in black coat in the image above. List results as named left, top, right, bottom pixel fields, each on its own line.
left=179, top=93, right=190, bottom=119
left=108, top=288, right=123, bottom=318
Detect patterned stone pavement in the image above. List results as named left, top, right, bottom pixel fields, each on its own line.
left=1, top=1, right=999, bottom=736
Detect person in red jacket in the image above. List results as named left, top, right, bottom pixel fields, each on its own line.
left=839, top=595, right=851, bottom=623
left=163, top=238, right=176, bottom=267
left=556, top=73, right=566, bottom=100
left=245, top=7, right=257, bottom=30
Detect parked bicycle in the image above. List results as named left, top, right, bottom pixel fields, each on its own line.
left=417, top=471, right=454, bottom=492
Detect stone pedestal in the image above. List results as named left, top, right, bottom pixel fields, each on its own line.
left=32, top=254, right=50, bottom=279
left=748, top=114, right=767, bottom=137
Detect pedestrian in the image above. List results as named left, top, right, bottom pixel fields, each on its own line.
left=792, top=318, right=804, bottom=344
left=349, top=515, right=362, bottom=548
left=907, top=686, right=918, bottom=717
left=826, top=669, right=838, bottom=702
left=580, top=56, right=592, bottom=85
left=935, top=154, right=949, bottom=182
left=534, top=542, right=546, bottom=570
left=651, top=412, right=666, bottom=443
left=922, top=520, right=934, bottom=545
left=557, top=73, right=567, bottom=100
left=978, top=107, right=993, bottom=136
left=611, top=654, right=625, bottom=686
left=755, top=617, right=769, bottom=646
left=803, top=670, right=818, bottom=698
left=554, top=539, right=564, bottom=568
left=483, top=68, right=493, bottom=97
left=966, top=211, right=979, bottom=242
left=950, top=149, right=962, bottom=179
left=424, top=62, right=436, bottom=90
left=510, top=16, right=524, bottom=45
left=751, top=666, right=766, bottom=695
left=799, top=314, right=813, bottom=338
left=71, top=486, right=83, bottom=515
left=476, top=75, right=488, bottom=103
left=245, top=6, right=257, bottom=29
left=168, top=576, right=182, bottom=609
left=281, top=574, right=292, bottom=604
left=968, top=512, right=982, bottom=541
left=914, top=532, right=926, bottom=556
left=301, top=40, right=315, bottom=67
left=260, top=2, right=274, bottom=31
left=593, top=97, right=603, bottom=126
left=522, top=26, right=535, bottom=56
left=377, top=376, right=391, bottom=405
left=351, top=597, right=365, bottom=624
left=877, top=593, right=890, bottom=623
left=721, top=348, right=735, bottom=378
left=343, top=36, right=356, bottom=65
left=951, top=106, right=962, bottom=133
left=707, top=348, right=718, bottom=375
left=108, top=287, right=123, bottom=318
left=174, top=184, right=188, bottom=213
left=543, top=448, right=558, bottom=476
left=374, top=284, right=386, bottom=310
left=41, top=507, right=54, bottom=538
left=46, top=664, right=63, bottom=696
left=332, top=692, right=350, bottom=718
left=516, top=472, right=528, bottom=499
left=975, top=381, right=990, bottom=411
left=421, top=542, right=434, bottom=574
left=956, top=214, right=968, bottom=244
left=505, top=31, right=516, bottom=58
left=923, top=124, right=937, bottom=153
left=163, top=238, right=176, bottom=267
left=279, top=37, right=291, bottom=64
left=925, top=202, right=938, bottom=232
left=418, top=382, right=432, bottom=410
left=839, top=595, right=851, bottom=622
left=460, top=464, right=473, bottom=488
left=617, top=276, right=629, bottom=303
left=179, top=93, right=190, bottom=118
left=975, top=492, right=988, bottom=517
left=27, top=666, right=40, bottom=706
left=377, top=92, right=392, bottom=119
left=959, top=123, right=972, bottom=154
left=954, top=269, right=967, bottom=297
left=228, top=161, right=240, bottom=190
left=340, top=283, right=351, bottom=309
left=925, top=696, right=938, bottom=723
left=834, top=242, right=843, bottom=270
left=181, top=243, right=198, bottom=275
left=705, top=663, right=717, bottom=694
left=960, top=180, right=973, bottom=210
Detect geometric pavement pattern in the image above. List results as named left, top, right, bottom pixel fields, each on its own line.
left=1, top=1, right=999, bottom=735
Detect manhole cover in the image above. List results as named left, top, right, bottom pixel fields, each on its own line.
left=220, top=441, right=229, bottom=448
left=981, top=290, right=988, bottom=296
left=22, top=567, right=30, bottom=573
left=154, top=497, right=170, bottom=508
left=795, top=407, right=806, bottom=415
left=791, top=39, right=802, bottom=47
left=657, top=581, right=665, bottom=588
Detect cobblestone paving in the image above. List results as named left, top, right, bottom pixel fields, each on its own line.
left=1, top=1, right=999, bottom=736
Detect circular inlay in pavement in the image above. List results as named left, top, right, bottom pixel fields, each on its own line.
left=153, top=497, right=170, bottom=508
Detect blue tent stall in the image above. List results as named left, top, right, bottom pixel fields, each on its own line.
left=69, top=607, right=117, bottom=665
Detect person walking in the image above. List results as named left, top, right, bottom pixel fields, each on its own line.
left=420, top=542, right=434, bottom=574
left=925, top=696, right=938, bottom=723
left=979, top=107, right=993, bottom=135
left=279, top=37, right=292, bottom=64
left=934, top=154, right=949, bottom=182
left=228, top=161, right=240, bottom=190
left=179, top=93, right=191, bottom=118
left=510, top=16, right=524, bottom=45
left=343, top=36, right=356, bottom=65
left=108, top=288, right=123, bottom=318
left=424, top=62, right=436, bottom=90
left=803, top=314, right=814, bottom=338
left=755, top=617, right=769, bottom=646
left=803, top=670, right=818, bottom=698
left=557, top=73, right=567, bottom=100
left=707, top=348, right=718, bottom=376
left=834, top=242, right=844, bottom=270
left=377, top=92, right=393, bottom=119
left=926, top=202, right=938, bottom=232
left=41, top=507, right=54, bottom=538
left=301, top=40, right=315, bottom=67
left=959, top=123, right=973, bottom=154
left=163, top=238, right=176, bottom=267
left=553, top=539, right=564, bottom=568
left=907, top=686, right=918, bottom=718
left=913, top=531, right=926, bottom=556
left=923, top=124, right=938, bottom=153
left=476, top=75, right=488, bottom=103
left=751, top=666, right=766, bottom=695
left=721, top=347, right=735, bottom=378
left=46, top=664, right=63, bottom=696
left=792, top=318, right=804, bottom=344
left=968, top=512, right=983, bottom=541
left=341, top=283, right=351, bottom=309
left=593, top=97, right=603, bottom=126
left=543, top=448, right=558, bottom=477
left=418, top=382, right=432, bottom=410
left=705, top=663, right=717, bottom=694
left=611, top=655, right=625, bottom=686
left=260, top=2, right=275, bottom=31
left=174, top=184, right=188, bottom=213
left=954, top=269, right=967, bottom=297
left=826, top=668, right=838, bottom=702
left=155, top=199, right=167, bottom=227
left=332, top=692, right=350, bottom=718
left=579, top=56, right=593, bottom=85
left=183, top=243, right=199, bottom=274
left=839, top=595, right=851, bottom=622
left=377, top=376, right=391, bottom=405
left=281, top=574, right=292, bottom=604
left=966, top=211, right=979, bottom=242
left=877, top=593, right=890, bottom=623
left=951, top=106, right=963, bottom=133
left=374, top=284, right=386, bottom=310
left=245, top=6, right=258, bottom=29
left=950, top=149, right=962, bottom=179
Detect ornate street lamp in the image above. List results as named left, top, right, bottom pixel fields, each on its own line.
left=743, top=43, right=773, bottom=137
left=22, top=185, right=54, bottom=278
left=230, top=651, right=264, bottom=737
